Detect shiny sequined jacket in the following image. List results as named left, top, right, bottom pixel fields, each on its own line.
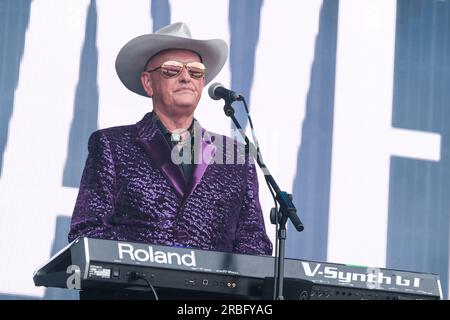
left=68, top=113, right=273, bottom=256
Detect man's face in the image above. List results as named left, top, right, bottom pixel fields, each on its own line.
left=143, top=49, right=205, bottom=116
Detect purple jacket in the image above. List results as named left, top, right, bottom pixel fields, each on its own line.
left=68, top=113, right=272, bottom=256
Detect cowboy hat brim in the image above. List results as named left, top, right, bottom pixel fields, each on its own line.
left=115, top=34, right=228, bottom=97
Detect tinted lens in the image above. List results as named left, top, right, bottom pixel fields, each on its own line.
left=186, top=62, right=206, bottom=79
left=160, top=61, right=184, bottom=78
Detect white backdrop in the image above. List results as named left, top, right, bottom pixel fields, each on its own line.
left=0, top=0, right=448, bottom=299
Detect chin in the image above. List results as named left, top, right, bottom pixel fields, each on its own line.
left=174, top=99, right=198, bottom=109
left=175, top=105, right=197, bottom=111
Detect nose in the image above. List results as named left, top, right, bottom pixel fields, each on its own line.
left=178, top=66, right=191, bottom=82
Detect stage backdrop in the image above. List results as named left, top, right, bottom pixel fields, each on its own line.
left=1, top=0, right=449, bottom=299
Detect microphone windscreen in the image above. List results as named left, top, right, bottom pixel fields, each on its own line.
left=208, top=82, right=223, bottom=100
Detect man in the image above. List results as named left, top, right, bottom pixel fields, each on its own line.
left=68, top=22, right=272, bottom=258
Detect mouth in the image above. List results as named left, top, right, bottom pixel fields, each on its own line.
left=175, top=88, right=195, bottom=93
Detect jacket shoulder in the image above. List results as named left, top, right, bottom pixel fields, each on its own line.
left=206, top=130, right=245, bottom=148
left=89, top=124, right=137, bottom=142
left=94, top=124, right=136, bottom=136
left=205, top=131, right=253, bottom=166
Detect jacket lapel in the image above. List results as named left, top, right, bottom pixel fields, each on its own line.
left=136, top=113, right=186, bottom=198
left=184, top=123, right=217, bottom=199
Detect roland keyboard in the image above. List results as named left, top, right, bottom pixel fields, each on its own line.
left=33, top=237, right=442, bottom=300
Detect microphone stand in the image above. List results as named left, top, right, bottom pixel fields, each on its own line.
left=222, top=99, right=304, bottom=300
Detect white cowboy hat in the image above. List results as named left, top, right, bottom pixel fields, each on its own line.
left=115, top=22, right=228, bottom=97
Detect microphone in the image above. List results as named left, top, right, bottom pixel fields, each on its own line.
left=208, top=83, right=243, bottom=102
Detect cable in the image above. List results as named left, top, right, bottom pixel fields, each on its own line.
left=141, top=277, right=159, bottom=301
left=242, top=98, right=261, bottom=158
left=241, top=97, right=280, bottom=298
left=267, top=180, right=279, bottom=299
left=129, top=272, right=159, bottom=300
left=241, top=97, right=278, bottom=215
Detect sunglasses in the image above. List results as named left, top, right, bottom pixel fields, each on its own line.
left=146, top=60, right=206, bottom=79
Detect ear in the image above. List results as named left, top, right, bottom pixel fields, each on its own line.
left=140, top=72, right=154, bottom=97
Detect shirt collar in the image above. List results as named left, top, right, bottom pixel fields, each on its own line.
left=151, top=111, right=195, bottom=143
